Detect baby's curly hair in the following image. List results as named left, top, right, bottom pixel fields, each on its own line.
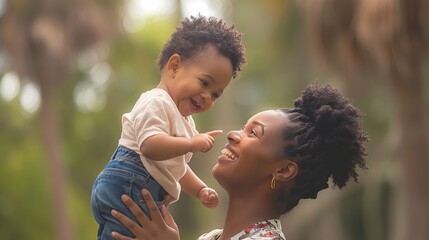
left=278, top=84, right=368, bottom=213
left=157, top=15, right=246, bottom=78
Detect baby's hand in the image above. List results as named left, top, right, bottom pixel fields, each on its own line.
left=189, top=130, right=223, bottom=153
left=198, top=187, right=219, bottom=208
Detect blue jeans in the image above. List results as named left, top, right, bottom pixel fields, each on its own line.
left=91, top=146, right=166, bottom=240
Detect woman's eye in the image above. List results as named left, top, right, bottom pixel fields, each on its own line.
left=250, top=129, right=257, bottom=136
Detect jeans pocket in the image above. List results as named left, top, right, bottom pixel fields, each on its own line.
left=129, top=175, right=165, bottom=218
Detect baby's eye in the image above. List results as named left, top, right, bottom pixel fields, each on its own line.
left=200, top=79, right=209, bottom=88
left=212, top=93, right=220, bottom=99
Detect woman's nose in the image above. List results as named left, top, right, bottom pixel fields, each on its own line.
left=227, top=131, right=241, bottom=143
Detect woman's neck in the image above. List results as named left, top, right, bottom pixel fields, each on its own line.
left=219, top=193, right=281, bottom=240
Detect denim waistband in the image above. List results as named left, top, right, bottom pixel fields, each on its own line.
left=111, top=145, right=143, bottom=166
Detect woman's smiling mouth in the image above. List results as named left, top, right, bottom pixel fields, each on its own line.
left=220, top=148, right=238, bottom=161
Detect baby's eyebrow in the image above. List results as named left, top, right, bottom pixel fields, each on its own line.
left=202, top=74, right=216, bottom=83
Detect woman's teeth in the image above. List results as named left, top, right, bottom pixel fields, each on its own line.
left=221, top=148, right=238, bottom=160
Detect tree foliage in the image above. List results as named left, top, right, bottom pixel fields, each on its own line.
left=0, top=0, right=428, bottom=240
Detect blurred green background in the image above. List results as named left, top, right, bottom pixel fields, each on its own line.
left=1, top=0, right=428, bottom=240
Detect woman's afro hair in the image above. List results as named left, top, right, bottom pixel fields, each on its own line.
left=279, top=84, right=368, bottom=212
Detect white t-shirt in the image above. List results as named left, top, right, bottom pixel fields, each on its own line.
left=119, top=88, right=199, bottom=201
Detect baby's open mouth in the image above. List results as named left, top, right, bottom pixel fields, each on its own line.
left=191, top=98, right=202, bottom=110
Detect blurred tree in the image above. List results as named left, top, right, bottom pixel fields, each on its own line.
left=298, top=0, right=429, bottom=239
left=1, top=0, right=411, bottom=239
left=0, top=0, right=120, bottom=239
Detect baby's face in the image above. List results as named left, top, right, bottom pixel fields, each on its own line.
left=170, top=45, right=233, bottom=117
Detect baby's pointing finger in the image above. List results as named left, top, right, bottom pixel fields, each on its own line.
left=206, top=130, right=223, bottom=137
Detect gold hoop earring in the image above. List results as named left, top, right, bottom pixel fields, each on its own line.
left=270, top=176, right=276, bottom=190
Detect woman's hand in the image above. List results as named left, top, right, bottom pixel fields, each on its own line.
left=111, top=189, right=180, bottom=240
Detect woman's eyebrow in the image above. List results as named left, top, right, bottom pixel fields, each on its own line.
left=252, top=121, right=265, bottom=136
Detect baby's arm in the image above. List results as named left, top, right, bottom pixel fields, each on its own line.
left=141, top=130, right=222, bottom=161
left=180, top=165, right=219, bottom=208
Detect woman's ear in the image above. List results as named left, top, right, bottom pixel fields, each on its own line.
left=274, top=160, right=298, bottom=182
left=166, top=54, right=182, bottom=77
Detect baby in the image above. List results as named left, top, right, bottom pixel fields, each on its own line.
left=91, top=15, right=246, bottom=239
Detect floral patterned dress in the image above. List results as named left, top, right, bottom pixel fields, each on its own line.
left=197, top=219, right=286, bottom=240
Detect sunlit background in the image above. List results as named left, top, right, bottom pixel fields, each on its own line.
left=1, top=0, right=428, bottom=240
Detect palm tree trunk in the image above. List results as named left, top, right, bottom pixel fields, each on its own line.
left=40, top=87, right=74, bottom=240
left=390, top=67, right=429, bottom=240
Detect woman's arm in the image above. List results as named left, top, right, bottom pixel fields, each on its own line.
left=111, top=189, right=180, bottom=240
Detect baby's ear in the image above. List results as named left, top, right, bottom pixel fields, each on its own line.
left=274, top=160, right=298, bottom=182
left=167, top=54, right=182, bottom=76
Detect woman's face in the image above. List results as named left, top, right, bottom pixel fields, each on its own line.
left=212, top=110, right=289, bottom=193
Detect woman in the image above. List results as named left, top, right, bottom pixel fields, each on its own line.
left=109, top=84, right=368, bottom=240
